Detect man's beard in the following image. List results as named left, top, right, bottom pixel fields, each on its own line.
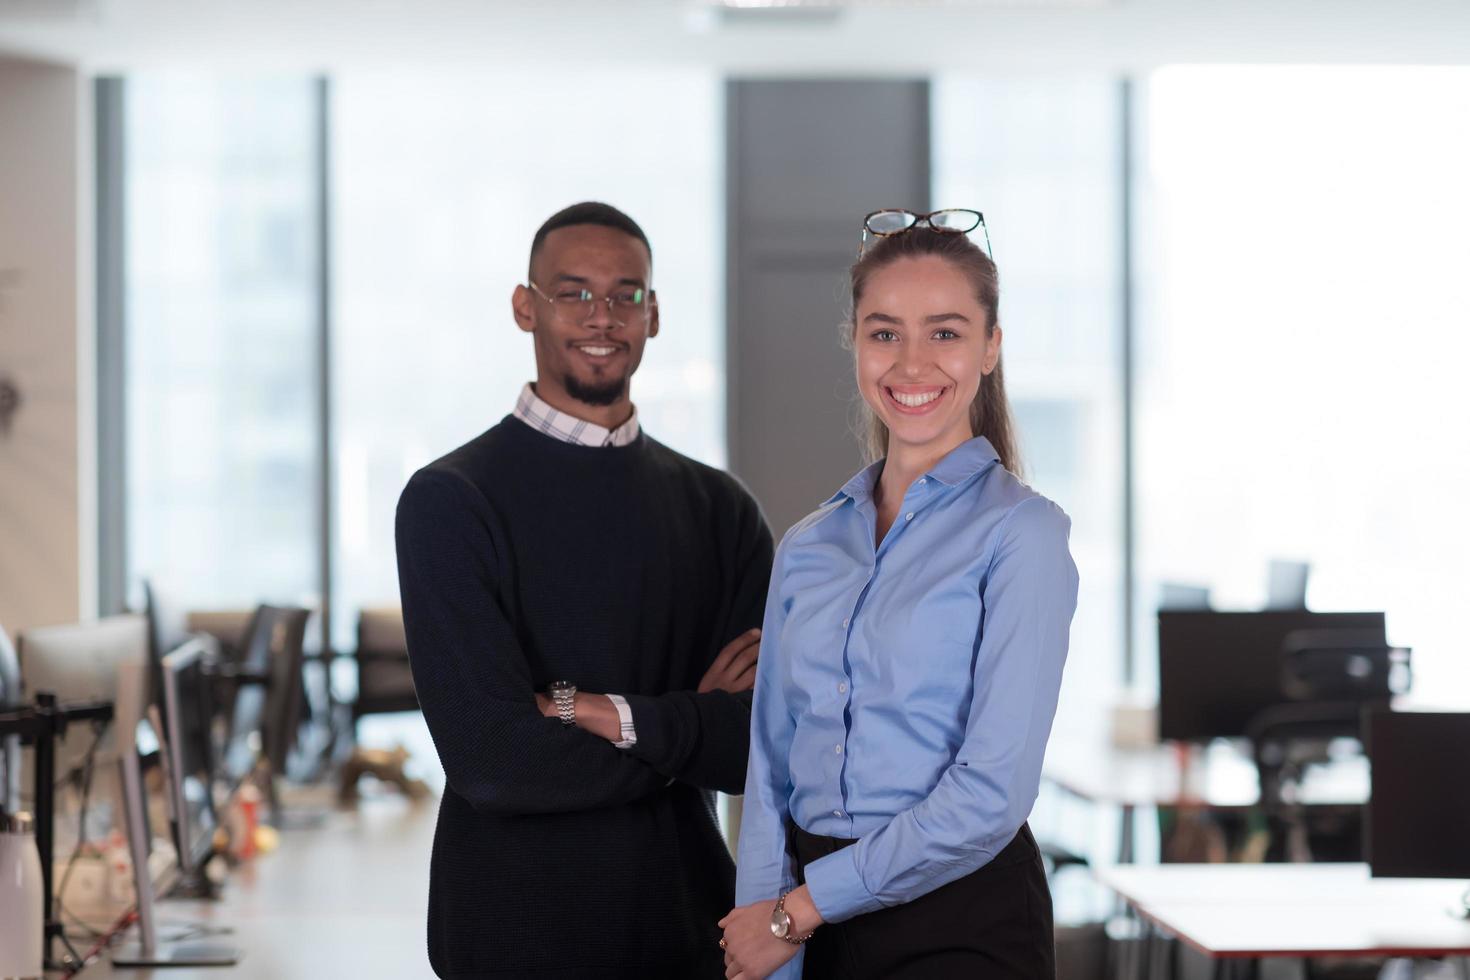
left=563, top=370, right=627, bottom=407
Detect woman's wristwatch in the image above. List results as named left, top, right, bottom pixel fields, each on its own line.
left=770, top=891, right=816, bottom=945
left=549, top=681, right=577, bottom=726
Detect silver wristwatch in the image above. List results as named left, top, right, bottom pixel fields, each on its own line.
left=549, top=681, right=577, bottom=726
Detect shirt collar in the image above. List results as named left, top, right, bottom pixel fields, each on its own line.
left=927, top=435, right=1002, bottom=486
left=827, top=436, right=1002, bottom=505
left=514, top=383, right=641, bottom=448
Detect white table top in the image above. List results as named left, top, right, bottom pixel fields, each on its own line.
left=1095, top=863, right=1470, bottom=958
left=1043, top=738, right=1369, bottom=810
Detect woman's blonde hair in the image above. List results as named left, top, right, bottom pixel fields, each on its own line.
left=842, top=227, right=1020, bottom=473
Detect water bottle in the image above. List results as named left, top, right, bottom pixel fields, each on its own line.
left=0, top=810, right=44, bottom=980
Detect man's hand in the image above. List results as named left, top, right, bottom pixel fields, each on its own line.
left=699, top=628, right=761, bottom=695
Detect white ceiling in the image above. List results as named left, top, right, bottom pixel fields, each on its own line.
left=0, top=0, right=1468, bottom=74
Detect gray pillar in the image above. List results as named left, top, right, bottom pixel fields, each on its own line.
left=725, top=79, right=931, bottom=536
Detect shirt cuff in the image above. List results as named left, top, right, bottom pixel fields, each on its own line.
left=801, top=842, right=885, bottom=923
left=768, top=952, right=805, bottom=980
left=605, top=694, right=637, bottom=749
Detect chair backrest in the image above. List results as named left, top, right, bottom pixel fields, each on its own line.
left=354, top=606, right=418, bottom=720
left=358, top=606, right=406, bottom=655
left=1278, top=629, right=1406, bottom=702
left=185, top=609, right=254, bottom=664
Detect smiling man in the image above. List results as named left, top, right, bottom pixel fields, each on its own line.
left=395, top=202, right=774, bottom=978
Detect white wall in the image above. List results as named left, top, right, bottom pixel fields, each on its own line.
left=0, top=55, right=90, bottom=636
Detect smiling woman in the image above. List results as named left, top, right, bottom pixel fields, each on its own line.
left=726, top=221, right=1078, bottom=980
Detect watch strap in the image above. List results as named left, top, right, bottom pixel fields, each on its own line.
left=551, top=683, right=577, bottom=726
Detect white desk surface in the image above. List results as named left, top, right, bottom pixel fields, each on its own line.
left=1043, top=738, right=1368, bottom=810
left=1095, top=863, right=1470, bottom=959
left=71, top=789, right=437, bottom=979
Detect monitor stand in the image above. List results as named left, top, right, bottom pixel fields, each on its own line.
left=117, top=750, right=241, bottom=969
left=164, top=862, right=222, bottom=901
left=111, top=939, right=240, bottom=968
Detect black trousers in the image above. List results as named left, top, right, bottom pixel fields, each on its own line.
left=792, top=822, right=1055, bottom=980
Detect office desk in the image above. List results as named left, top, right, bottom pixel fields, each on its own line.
left=66, top=791, right=437, bottom=979
left=1043, top=739, right=1368, bottom=861
left=1044, top=739, right=1368, bottom=811
left=1096, top=863, right=1470, bottom=972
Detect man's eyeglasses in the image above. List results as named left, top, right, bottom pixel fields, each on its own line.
left=859, top=208, right=991, bottom=258
left=527, top=281, right=654, bottom=326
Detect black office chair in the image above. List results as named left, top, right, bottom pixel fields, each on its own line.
left=1247, top=634, right=1409, bottom=863
left=1277, top=629, right=1408, bottom=702
left=351, top=606, right=419, bottom=739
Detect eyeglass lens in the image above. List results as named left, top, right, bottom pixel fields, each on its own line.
left=926, top=209, right=981, bottom=233
left=540, top=285, right=649, bottom=324
left=866, top=210, right=918, bottom=235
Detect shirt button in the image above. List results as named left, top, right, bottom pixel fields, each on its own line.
left=833, top=809, right=844, bottom=818
left=918, top=478, right=927, bottom=485
left=838, top=682, right=847, bottom=694
left=834, top=744, right=843, bottom=754
left=841, top=618, right=849, bottom=629
left=905, top=512, right=914, bottom=521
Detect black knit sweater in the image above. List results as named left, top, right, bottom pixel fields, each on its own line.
left=395, top=416, right=774, bottom=978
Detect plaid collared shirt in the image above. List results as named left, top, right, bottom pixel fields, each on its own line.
left=513, top=383, right=640, bottom=448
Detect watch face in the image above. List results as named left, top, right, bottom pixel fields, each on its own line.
left=770, top=910, right=790, bottom=939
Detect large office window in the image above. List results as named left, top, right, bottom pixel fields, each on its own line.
left=329, top=70, right=725, bottom=649
left=1134, top=66, right=1470, bottom=703
left=932, top=77, right=1126, bottom=739
left=123, top=76, right=322, bottom=613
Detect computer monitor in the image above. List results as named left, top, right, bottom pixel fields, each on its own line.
left=142, top=580, right=191, bottom=667
left=1266, top=560, right=1311, bottom=610
left=1366, top=709, right=1470, bottom=881
left=112, top=655, right=239, bottom=968
left=142, top=580, right=194, bottom=737
left=1159, top=583, right=1212, bottom=611
left=0, top=622, right=20, bottom=815
left=1157, top=610, right=1387, bottom=742
left=159, top=639, right=221, bottom=878
left=17, top=615, right=150, bottom=815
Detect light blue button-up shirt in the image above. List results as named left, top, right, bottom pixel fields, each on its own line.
left=734, top=436, right=1078, bottom=977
